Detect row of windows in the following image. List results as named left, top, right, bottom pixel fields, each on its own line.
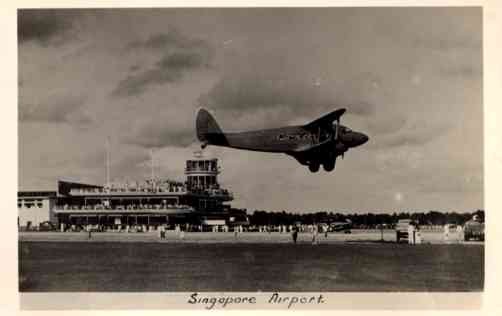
left=18, top=199, right=44, bottom=203
left=188, top=176, right=217, bottom=183
left=18, top=203, right=44, bottom=208
left=186, top=160, right=218, bottom=171
left=276, top=127, right=352, bottom=142
left=18, top=191, right=56, bottom=198
left=277, top=133, right=327, bottom=141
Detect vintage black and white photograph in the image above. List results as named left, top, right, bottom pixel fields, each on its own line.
left=17, top=6, right=484, bottom=309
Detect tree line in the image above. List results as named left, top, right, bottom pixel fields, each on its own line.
left=240, top=209, right=485, bottom=228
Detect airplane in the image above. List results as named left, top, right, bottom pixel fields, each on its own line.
left=196, top=107, right=369, bottom=173
left=329, top=219, right=352, bottom=233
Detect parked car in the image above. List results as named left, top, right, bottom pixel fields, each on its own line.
left=38, top=221, right=56, bottom=232
left=395, top=219, right=417, bottom=243
left=464, top=216, right=484, bottom=241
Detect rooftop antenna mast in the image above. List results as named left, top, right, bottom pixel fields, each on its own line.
left=150, top=148, right=156, bottom=191
left=150, top=148, right=155, bottom=181
left=105, top=137, right=111, bottom=187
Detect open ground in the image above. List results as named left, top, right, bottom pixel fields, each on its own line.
left=19, top=230, right=483, bottom=292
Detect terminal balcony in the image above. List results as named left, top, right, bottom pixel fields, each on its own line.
left=69, top=186, right=188, bottom=196
left=184, top=166, right=221, bottom=175
left=54, top=204, right=195, bottom=215
left=188, top=188, right=234, bottom=201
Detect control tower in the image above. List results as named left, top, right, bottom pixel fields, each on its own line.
left=185, top=151, right=221, bottom=190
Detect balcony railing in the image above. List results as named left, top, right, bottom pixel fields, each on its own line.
left=55, top=204, right=194, bottom=213
left=185, top=167, right=221, bottom=174
left=188, top=188, right=234, bottom=200
left=70, top=187, right=188, bottom=195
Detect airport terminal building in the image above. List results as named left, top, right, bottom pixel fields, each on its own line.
left=18, top=154, right=248, bottom=231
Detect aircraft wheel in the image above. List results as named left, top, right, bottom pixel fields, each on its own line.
left=323, top=160, right=336, bottom=172
left=308, top=163, right=320, bottom=173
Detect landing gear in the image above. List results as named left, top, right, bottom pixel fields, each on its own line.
left=308, top=163, right=320, bottom=173
left=323, top=159, right=336, bottom=172
left=308, top=158, right=336, bottom=173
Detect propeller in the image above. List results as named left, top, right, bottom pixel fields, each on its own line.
left=334, top=117, right=344, bottom=159
left=334, top=117, right=341, bottom=141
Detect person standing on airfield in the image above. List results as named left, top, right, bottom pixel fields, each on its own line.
left=312, top=225, right=318, bottom=245
left=159, top=225, right=166, bottom=240
left=292, top=226, right=298, bottom=244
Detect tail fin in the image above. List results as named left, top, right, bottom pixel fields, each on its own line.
left=196, top=108, right=223, bottom=142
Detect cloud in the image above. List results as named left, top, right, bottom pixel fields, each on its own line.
left=417, top=169, right=483, bottom=195
left=18, top=9, right=78, bottom=45
left=377, top=125, right=448, bottom=148
left=198, top=72, right=376, bottom=131
left=81, top=147, right=149, bottom=171
left=440, top=64, right=482, bottom=79
left=126, top=28, right=208, bottom=51
left=112, top=30, right=212, bottom=97
left=116, top=103, right=197, bottom=149
left=129, top=64, right=141, bottom=72
left=412, top=31, right=482, bottom=53
left=19, top=94, right=92, bottom=126
left=365, top=115, right=408, bottom=136
left=365, top=109, right=453, bottom=150
left=111, top=52, right=210, bottom=97
left=158, top=51, right=207, bottom=70
left=124, top=124, right=195, bottom=148
left=111, top=67, right=181, bottom=97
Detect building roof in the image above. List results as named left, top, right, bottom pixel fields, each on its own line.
left=18, top=191, right=57, bottom=198
left=58, top=180, right=103, bottom=196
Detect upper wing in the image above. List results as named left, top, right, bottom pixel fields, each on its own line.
left=304, top=108, right=346, bottom=130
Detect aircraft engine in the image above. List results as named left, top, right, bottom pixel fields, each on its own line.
left=335, top=142, right=346, bottom=153
left=339, top=131, right=353, bottom=144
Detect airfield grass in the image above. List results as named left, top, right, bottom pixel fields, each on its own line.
left=19, top=241, right=483, bottom=292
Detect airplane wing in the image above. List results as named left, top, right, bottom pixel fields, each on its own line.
left=292, top=138, right=333, bottom=153
left=304, top=108, right=346, bottom=130
left=288, top=136, right=339, bottom=165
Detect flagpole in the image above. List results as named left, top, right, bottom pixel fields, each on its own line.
left=106, top=137, right=111, bottom=187
left=150, top=148, right=154, bottom=181
left=150, top=148, right=156, bottom=191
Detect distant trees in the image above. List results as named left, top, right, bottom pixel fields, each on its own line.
left=246, top=209, right=484, bottom=228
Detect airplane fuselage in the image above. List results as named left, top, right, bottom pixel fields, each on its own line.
left=221, top=126, right=316, bottom=153
left=211, top=124, right=367, bottom=154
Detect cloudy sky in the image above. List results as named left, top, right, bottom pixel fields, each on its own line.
left=18, top=7, right=483, bottom=213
